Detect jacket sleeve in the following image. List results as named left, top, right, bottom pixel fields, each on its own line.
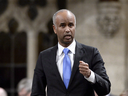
left=91, top=48, right=111, bottom=96
left=31, top=52, right=47, bottom=96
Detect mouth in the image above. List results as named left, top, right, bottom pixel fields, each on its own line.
left=64, top=35, right=72, bottom=39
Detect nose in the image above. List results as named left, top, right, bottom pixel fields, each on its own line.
left=65, top=26, right=70, bottom=32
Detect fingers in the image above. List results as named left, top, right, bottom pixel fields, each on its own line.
left=79, top=61, right=91, bottom=78
left=79, top=61, right=89, bottom=67
left=79, top=61, right=88, bottom=72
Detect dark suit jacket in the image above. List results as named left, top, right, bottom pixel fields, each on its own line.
left=31, top=41, right=111, bottom=96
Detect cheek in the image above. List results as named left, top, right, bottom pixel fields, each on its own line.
left=72, top=29, right=75, bottom=35
left=56, top=31, right=62, bottom=38
left=55, top=28, right=65, bottom=38
left=58, top=33, right=63, bottom=38
left=57, top=29, right=64, bottom=35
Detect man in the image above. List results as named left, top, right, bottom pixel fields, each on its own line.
left=17, top=78, right=32, bottom=96
left=0, top=87, right=7, bottom=96
left=31, top=9, right=111, bottom=96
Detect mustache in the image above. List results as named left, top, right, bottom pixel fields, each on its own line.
left=64, top=33, right=72, bottom=37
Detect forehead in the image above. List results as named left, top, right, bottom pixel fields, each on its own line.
left=56, top=11, right=75, bottom=23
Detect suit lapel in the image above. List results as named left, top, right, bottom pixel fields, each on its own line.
left=50, top=45, right=66, bottom=90
left=69, top=42, right=85, bottom=87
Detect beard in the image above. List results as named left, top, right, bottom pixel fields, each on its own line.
left=61, top=36, right=73, bottom=47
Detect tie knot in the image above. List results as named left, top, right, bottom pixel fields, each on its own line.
left=63, top=48, right=70, bottom=55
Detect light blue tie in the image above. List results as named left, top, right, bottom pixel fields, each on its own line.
left=63, top=48, right=71, bottom=89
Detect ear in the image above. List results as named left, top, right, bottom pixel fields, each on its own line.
left=53, top=25, right=57, bottom=34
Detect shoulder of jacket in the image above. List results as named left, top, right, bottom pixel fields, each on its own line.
left=77, top=42, right=97, bottom=50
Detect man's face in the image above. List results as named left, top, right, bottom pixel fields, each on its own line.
left=53, top=11, right=76, bottom=47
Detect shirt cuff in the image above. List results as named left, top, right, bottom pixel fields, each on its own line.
left=84, top=70, right=95, bottom=83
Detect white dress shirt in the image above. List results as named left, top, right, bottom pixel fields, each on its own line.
left=56, top=39, right=95, bottom=83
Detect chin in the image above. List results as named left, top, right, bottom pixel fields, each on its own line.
left=65, top=40, right=73, bottom=45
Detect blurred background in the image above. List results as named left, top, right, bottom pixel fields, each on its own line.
left=0, top=0, right=128, bottom=96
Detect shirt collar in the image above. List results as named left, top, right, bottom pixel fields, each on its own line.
left=58, top=39, right=76, bottom=56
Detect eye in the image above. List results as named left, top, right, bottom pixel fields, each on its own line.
left=60, top=23, right=66, bottom=28
left=68, top=23, right=74, bottom=27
